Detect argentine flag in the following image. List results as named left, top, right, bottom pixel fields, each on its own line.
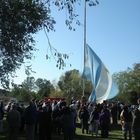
left=82, top=44, right=118, bottom=103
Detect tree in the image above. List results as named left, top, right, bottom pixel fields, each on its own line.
left=22, top=76, right=36, bottom=92
left=58, top=69, right=83, bottom=103
left=35, top=78, right=55, bottom=98
left=0, top=0, right=54, bottom=88
left=114, top=63, right=140, bottom=104
left=0, top=0, right=99, bottom=88
left=10, top=77, right=55, bottom=101
left=10, top=84, right=33, bottom=102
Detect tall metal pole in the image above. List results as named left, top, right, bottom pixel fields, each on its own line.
left=83, top=0, right=87, bottom=97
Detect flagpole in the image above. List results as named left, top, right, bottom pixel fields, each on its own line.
left=82, top=0, right=87, bottom=97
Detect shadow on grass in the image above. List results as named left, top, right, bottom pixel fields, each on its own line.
left=76, top=123, right=123, bottom=140
left=0, top=123, right=124, bottom=140
left=0, top=131, right=123, bottom=140
left=75, top=133, right=123, bottom=140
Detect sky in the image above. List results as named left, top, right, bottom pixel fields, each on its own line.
left=13, top=0, right=140, bottom=85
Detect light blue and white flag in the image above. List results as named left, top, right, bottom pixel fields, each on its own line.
left=82, top=44, right=118, bottom=103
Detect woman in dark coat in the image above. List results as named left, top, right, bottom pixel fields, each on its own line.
left=99, top=107, right=110, bottom=138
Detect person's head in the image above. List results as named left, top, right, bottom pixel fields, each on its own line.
left=11, top=103, right=17, bottom=110
left=93, top=105, right=98, bottom=110
left=123, top=105, right=128, bottom=111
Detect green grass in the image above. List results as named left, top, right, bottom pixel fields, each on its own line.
left=75, top=127, right=123, bottom=140
left=0, top=124, right=134, bottom=140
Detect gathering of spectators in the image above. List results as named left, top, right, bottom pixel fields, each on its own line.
left=0, top=97, right=140, bottom=140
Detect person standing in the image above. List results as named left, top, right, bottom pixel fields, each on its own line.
left=38, top=102, right=52, bottom=140
left=7, top=104, right=21, bottom=140
left=61, top=107, right=75, bottom=140
left=110, top=102, right=118, bottom=126
left=132, top=99, right=140, bottom=140
left=120, top=105, right=133, bottom=140
left=79, top=105, right=89, bottom=134
left=24, top=100, right=37, bottom=140
left=99, top=106, right=111, bottom=138
left=89, top=105, right=100, bottom=136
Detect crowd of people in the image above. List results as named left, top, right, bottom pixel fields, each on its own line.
left=0, top=97, right=140, bottom=140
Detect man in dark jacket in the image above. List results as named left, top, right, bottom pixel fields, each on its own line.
left=120, top=105, right=133, bottom=140
left=24, top=101, right=37, bottom=140
left=38, top=102, right=52, bottom=140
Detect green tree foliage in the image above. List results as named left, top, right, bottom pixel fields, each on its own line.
left=0, top=0, right=99, bottom=88
left=35, top=78, right=55, bottom=99
left=10, top=77, right=55, bottom=101
left=0, top=0, right=55, bottom=88
left=7, top=68, right=93, bottom=102
left=10, top=84, right=34, bottom=102
left=114, top=63, right=140, bottom=104
left=58, top=69, right=83, bottom=103
left=22, top=76, right=36, bottom=91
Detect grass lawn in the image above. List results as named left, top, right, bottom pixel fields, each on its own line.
left=0, top=120, right=135, bottom=140
left=0, top=129, right=125, bottom=140
left=0, top=124, right=131, bottom=140
left=75, top=128, right=124, bottom=140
